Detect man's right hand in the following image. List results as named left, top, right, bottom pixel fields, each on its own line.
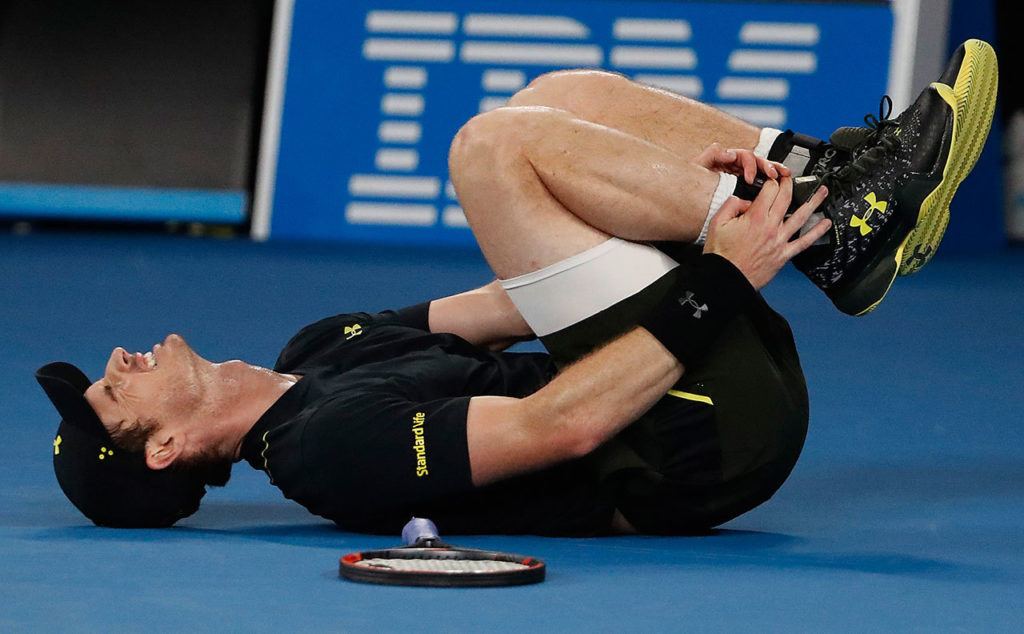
left=703, top=177, right=832, bottom=290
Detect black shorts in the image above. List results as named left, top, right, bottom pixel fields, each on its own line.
left=543, top=243, right=809, bottom=534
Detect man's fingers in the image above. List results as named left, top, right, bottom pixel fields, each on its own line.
left=740, top=152, right=757, bottom=184
left=755, top=156, right=779, bottom=179
left=784, top=217, right=833, bottom=260
left=767, top=176, right=793, bottom=222
left=746, top=178, right=779, bottom=222
left=717, top=148, right=737, bottom=164
left=712, top=196, right=746, bottom=227
left=782, top=186, right=829, bottom=238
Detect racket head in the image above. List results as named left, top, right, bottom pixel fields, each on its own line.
left=339, top=546, right=545, bottom=587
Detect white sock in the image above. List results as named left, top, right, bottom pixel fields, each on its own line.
left=753, top=127, right=783, bottom=159
left=697, top=173, right=737, bottom=244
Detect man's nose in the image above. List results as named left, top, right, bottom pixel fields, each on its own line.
left=107, top=347, right=128, bottom=372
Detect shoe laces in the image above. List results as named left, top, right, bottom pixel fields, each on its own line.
left=820, top=96, right=901, bottom=199
left=861, top=95, right=899, bottom=138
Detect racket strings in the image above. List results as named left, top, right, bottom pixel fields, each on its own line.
left=356, top=557, right=529, bottom=573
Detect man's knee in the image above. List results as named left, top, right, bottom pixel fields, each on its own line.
left=448, top=106, right=566, bottom=185
left=507, top=69, right=631, bottom=109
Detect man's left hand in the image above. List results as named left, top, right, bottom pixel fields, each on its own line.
left=694, top=143, right=790, bottom=184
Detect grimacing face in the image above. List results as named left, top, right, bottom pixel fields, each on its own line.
left=83, top=334, right=207, bottom=452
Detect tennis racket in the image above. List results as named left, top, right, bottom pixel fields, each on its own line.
left=339, top=517, right=545, bottom=587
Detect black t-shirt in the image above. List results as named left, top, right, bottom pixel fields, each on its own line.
left=239, top=304, right=616, bottom=535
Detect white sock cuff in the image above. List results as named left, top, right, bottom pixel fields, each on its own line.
left=753, top=127, right=783, bottom=158
left=698, top=172, right=737, bottom=244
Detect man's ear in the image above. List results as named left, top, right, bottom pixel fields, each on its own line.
left=145, top=429, right=182, bottom=470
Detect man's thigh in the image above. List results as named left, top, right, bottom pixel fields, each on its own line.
left=449, top=106, right=610, bottom=280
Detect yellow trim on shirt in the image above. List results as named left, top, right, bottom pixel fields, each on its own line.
left=666, top=389, right=713, bottom=406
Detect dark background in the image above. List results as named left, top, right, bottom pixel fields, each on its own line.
left=0, top=1, right=273, bottom=191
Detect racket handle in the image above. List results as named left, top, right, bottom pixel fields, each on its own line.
left=402, top=517, right=440, bottom=546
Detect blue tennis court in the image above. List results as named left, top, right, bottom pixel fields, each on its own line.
left=2, top=232, right=1021, bottom=631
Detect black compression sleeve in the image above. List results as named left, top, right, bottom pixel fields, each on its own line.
left=639, top=253, right=758, bottom=367
left=389, top=301, right=432, bottom=330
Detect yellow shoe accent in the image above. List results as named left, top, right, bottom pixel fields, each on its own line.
left=864, top=192, right=888, bottom=214
left=850, top=215, right=873, bottom=235
left=853, top=240, right=907, bottom=316
left=667, top=389, right=713, bottom=406
left=899, top=39, right=999, bottom=276
left=932, top=82, right=957, bottom=109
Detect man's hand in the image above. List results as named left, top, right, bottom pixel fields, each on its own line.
left=694, top=143, right=790, bottom=184
left=703, top=177, right=832, bottom=289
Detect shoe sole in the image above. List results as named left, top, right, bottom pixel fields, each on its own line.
left=831, top=39, right=998, bottom=316
left=898, top=39, right=999, bottom=276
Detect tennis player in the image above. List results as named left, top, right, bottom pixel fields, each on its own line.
left=37, top=41, right=997, bottom=534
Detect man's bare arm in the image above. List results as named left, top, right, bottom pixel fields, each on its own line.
left=427, top=280, right=535, bottom=350
left=466, top=327, right=681, bottom=486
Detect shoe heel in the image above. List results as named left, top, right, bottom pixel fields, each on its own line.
left=898, top=39, right=999, bottom=276
left=829, top=237, right=904, bottom=316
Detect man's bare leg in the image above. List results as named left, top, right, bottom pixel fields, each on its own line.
left=449, top=105, right=724, bottom=278
left=506, top=70, right=763, bottom=161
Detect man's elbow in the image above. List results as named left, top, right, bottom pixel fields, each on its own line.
left=521, top=396, right=602, bottom=461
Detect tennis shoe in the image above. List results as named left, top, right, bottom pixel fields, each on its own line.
left=792, top=39, right=998, bottom=316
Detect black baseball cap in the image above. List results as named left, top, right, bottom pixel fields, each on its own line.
left=35, top=361, right=209, bottom=527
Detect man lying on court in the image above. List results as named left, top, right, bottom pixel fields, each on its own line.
left=38, top=41, right=997, bottom=534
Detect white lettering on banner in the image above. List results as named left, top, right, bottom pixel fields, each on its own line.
left=346, top=203, right=437, bottom=226
left=716, top=78, right=789, bottom=101
left=381, top=94, right=424, bottom=116
left=461, top=42, right=603, bottom=66
left=613, top=19, right=691, bottom=42
left=740, top=22, right=820, bottom=46
left=611, top=46, right=697, bottom=70
left=348, top=175, right=439, bottom=199
left=384, top=66, right=427, bottom=89
left=442, top=205, right=469, bottom=228
left=363, top=39, right=455, bottom=63
left=375, top=149, right=419, bottom=172
left=348, top=11, right=825, bottom=227
left=728, top=50, right=817, bottom=73
left=378, top=121, right=422, bottom=144
left=463, top=14, right=588, bottom=39
left=482, top=69, right=527, bottom=92
left=366, top=11, right=458, bottom=35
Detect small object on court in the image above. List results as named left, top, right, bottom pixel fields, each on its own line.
left=338, top=517, right=545, bottom=587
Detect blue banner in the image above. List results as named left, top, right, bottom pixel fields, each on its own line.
left=269, top=0, right=893, bottom=246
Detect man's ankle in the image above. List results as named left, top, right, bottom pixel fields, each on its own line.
left=767, top=130, right=850, bottom=177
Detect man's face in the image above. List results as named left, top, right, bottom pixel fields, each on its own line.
left=84, top=334, right=206, bottom=443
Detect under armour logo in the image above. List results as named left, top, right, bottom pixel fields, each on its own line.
left=907, top=245, right=933, bottom=267
left=850, top=192, right=889, bottom=236
left=679, top=291, right=708, bottom=319
left=343, top=324, right=363, bottom=340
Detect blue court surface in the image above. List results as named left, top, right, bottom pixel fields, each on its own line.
left=1, top=232, right=1022, bottom=631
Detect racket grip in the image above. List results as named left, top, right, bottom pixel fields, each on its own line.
left=402, top=517, right=440, bottom=546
